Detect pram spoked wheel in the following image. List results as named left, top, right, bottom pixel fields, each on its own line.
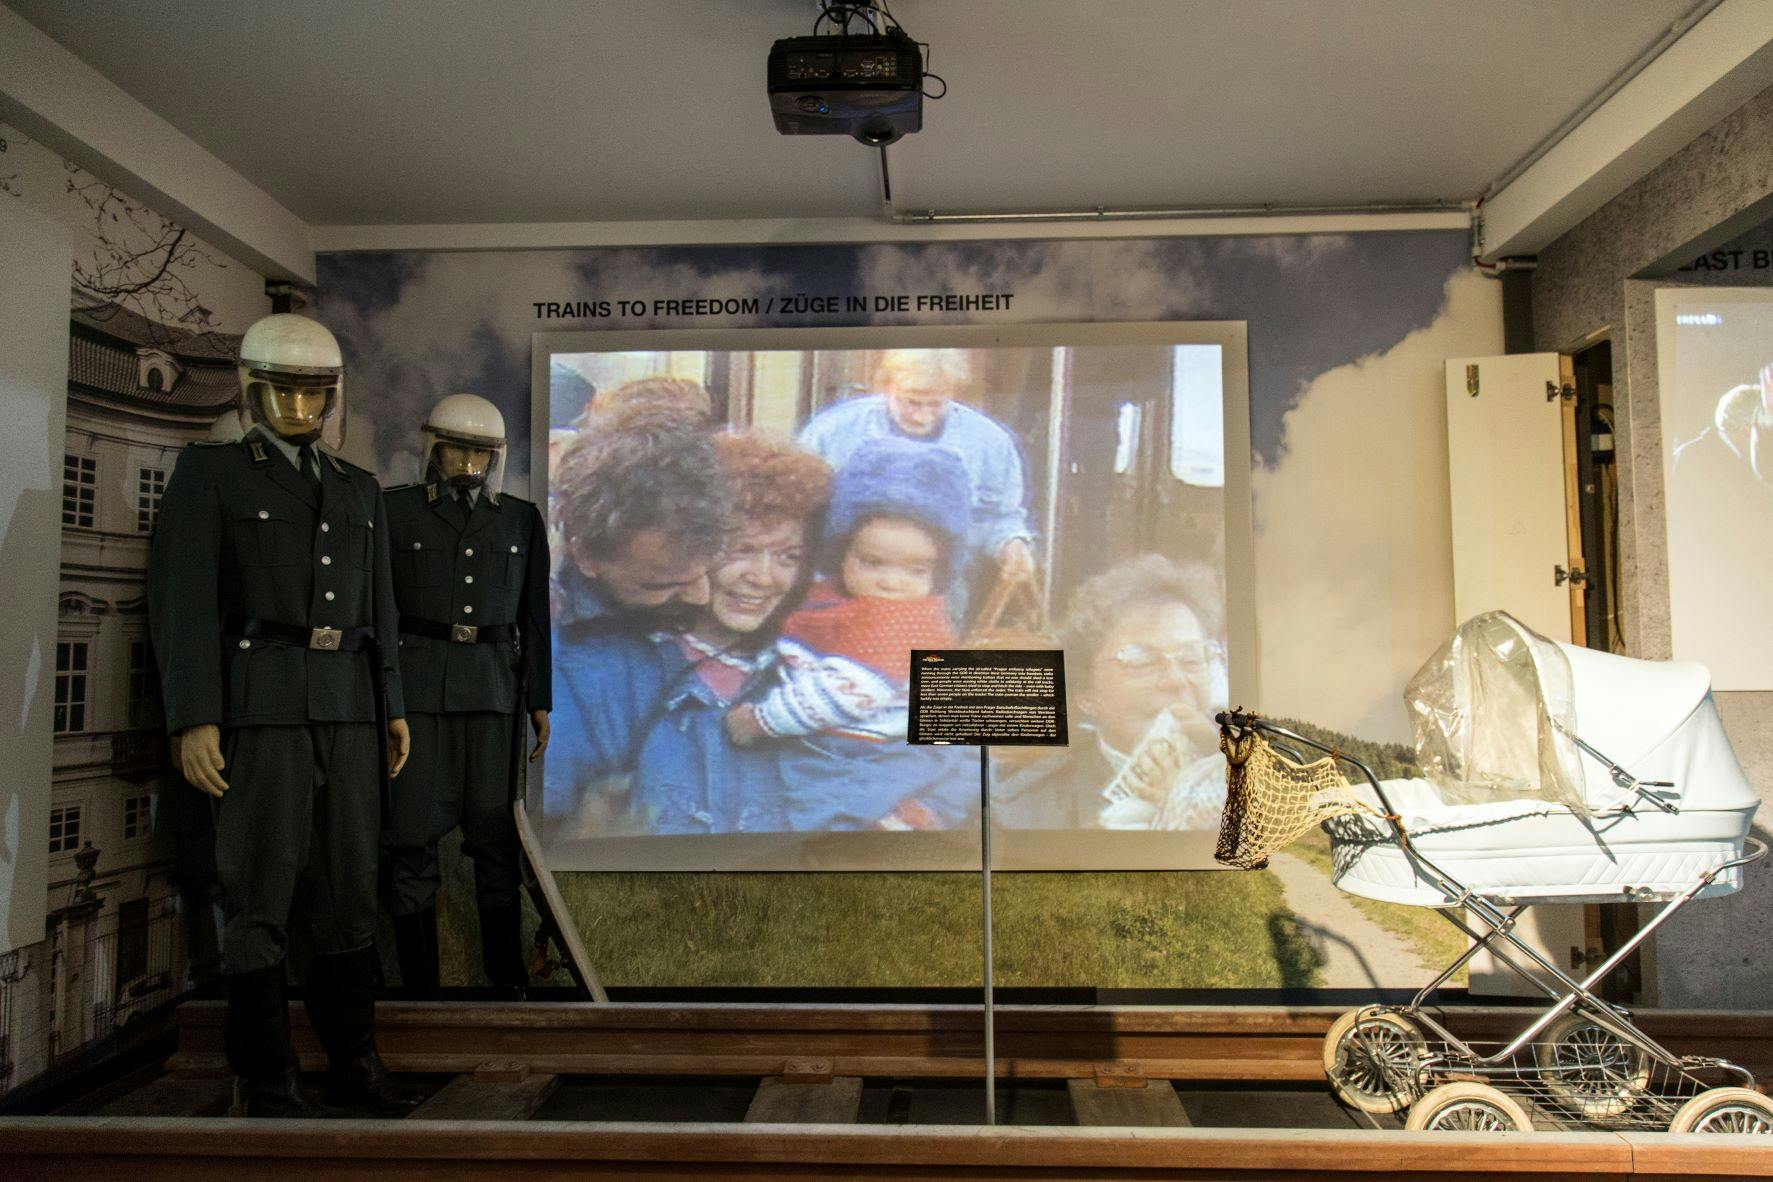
left=1404, top=1083, right=1535, bottom=1132
left=1531, top=1012, right=1650, bottom=1119
left=1323, top=1009, right=1425, bottom=1113
left=1667, top=1087, right=1773, bottom=1134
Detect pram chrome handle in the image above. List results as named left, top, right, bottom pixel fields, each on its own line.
left=1712, top=835, right=1768, bottom=879
left=1215, top=709, right=1258, bottom=730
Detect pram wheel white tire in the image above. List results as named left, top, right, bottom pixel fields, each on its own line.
left=1404, top=1083, right=1535, bottom=1132
left=1667, top=1087, right=1773, bottom=1134
left=1532, top=1013, right=1650, bottom=1119
left=1323, top=1009, right=1426, bottom=1114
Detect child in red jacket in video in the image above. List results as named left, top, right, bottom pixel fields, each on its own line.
left=726, top=436, right=973, bottom=829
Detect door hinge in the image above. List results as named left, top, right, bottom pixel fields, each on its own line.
left=1546, top=381, right=1576, bottom=403
left=1554, top=564, right=1588, bottom=587
left=1466, top=363, right=1481, bottom=398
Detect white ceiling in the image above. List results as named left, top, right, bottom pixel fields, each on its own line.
left=7, top=0, right=1705, bottom=227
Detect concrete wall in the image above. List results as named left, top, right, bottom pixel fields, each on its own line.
left=1532, top=82, right=1773, bottom=1008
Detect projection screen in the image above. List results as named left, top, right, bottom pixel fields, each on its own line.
left=1657, top=287, right=1773, bottom=690
left=532, top=322, right=1251, bottom=871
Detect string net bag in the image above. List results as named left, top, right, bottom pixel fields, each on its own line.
left=1215, top=721, right=1384, bottom=870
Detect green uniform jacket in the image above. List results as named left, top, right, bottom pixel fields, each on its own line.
left=148, top=431, right=405, bottom=732
left=384, top=482, right=552, bottom=715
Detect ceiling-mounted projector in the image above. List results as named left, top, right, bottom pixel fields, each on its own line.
left=768, top=28, right=923, bottom=145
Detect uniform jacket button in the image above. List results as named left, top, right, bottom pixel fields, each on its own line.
left=464, top=605, right=474, bottom=614
left=465, top=547, right=474, bottom=556
left=465, top=575, right=474, bottom=584
left=412, top=541, right=422, bottom=550
left=320, top=555, right=332, bottom=565
left=320, top=522, right=330, bottom=532
left=510, top=545, right=519, bottom=553
left=238, top=638, right=251, bottom=649
left=257, top=510, right=269, bottom=519
left=325, top=591, right=336, bottom=601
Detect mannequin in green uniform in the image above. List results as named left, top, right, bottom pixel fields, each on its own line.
left=149, top=313, right=423, bottom=1116
left=382, top=394, right=551, bottom=997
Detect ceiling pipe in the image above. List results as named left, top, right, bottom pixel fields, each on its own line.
left=874, top=147, right=1467, bottom=224
left=869, top=1, right=1720, bottom=242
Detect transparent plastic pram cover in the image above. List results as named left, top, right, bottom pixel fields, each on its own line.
left=1404, top=611, right=1591, bottom=814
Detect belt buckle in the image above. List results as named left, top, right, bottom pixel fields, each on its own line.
left=309, top=626, right=343, bottom=651
left=451, top=623, right=478, bottom=644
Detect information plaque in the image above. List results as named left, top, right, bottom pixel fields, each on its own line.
left=907, top=649, right=1067, bottom=747
left=905, top=648, right=1065, bottom=1125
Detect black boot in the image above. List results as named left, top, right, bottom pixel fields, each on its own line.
left=225, top=963, right=325, bottom=1118
left=304, top=946, right=426, bottom=1116
left=479, top=900, right=529, bottom=1000
left=392, top=906, right=440, bottom=998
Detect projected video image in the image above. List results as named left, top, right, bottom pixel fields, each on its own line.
left=1660, top=290, right=1773, bottom=689
left=542, top=341, right=1233, bottom=858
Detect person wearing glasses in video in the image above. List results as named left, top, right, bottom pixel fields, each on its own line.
left=995, top=554, right=1228, bottom=831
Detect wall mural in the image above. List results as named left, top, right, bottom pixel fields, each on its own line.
left=0, top=123, right=266, bottom=1091
left=318, top=231, right=1504, bottom=989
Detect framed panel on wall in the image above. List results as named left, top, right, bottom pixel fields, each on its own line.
left=531, top=321, right=1252, bottom=872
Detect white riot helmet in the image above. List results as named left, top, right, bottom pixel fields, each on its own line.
left=236, top=313, right=346, bottom=449
left=422, top=393, right=507, bottom=501
left=206, top=408, right=245, bottom=443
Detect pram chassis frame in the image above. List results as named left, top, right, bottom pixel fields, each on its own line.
left=1216, top=711, right=1768, bottom=1126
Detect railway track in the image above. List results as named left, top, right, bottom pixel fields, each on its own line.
left=4, top=1001, right=1770, bottom=1180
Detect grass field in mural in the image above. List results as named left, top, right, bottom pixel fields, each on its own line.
left=426, top=842, right=1460, bottom=990
left=412, top=719, right=1459, bottom=990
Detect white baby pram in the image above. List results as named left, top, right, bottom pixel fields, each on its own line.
left=1215, top=611, right=1769, bottom=1134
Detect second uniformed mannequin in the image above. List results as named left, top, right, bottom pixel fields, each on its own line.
left=383, top=394, right=552, bottom=998
left=149, top=312, right=422, bottom=1117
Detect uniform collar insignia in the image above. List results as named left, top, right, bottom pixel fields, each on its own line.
left=247, top=439, right=270, bottom=465
left=425, top=483, right=441, bottom=505
left=326, top=452, right=347, bottom=475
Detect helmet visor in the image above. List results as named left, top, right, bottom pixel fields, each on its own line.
left=422, top=426, right=505, bottom=499
left=241, top=366, right=346, bottom=450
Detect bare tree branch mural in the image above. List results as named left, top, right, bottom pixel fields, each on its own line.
left=0, top=132, right=20, bottom=198
left=65, top=161, right=227, bottom=342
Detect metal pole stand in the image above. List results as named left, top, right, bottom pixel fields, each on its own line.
left=979, top=743, right=995, bottom=1126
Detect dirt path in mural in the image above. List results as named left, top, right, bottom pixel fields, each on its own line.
left=1268, top=852, right=1431, bottom=989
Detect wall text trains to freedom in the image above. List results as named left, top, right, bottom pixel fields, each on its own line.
left=531, top=292, right=1017, bottom=320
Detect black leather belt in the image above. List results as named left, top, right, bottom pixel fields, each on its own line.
left=224, top=614, right=376, bottom=653
left=400, top=617, right=518, bottom=645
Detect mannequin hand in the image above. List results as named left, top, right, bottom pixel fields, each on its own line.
left=725, top=705, right=767, bottom=747
left=388, top=717, right=411, bottom=777
left=178, top=724, right=229, bottom=798
left=529, top=709, right=551, bottom=762
left=997, top=537, right=1036, bottom=583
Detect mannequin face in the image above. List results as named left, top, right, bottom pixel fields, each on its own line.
left=258, top=382, right=335, bottom=438
left=435, top=441, right=496, bottom=488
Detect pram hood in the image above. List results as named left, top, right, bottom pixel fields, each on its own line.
left=1404, top=612, right=1741, bottom=815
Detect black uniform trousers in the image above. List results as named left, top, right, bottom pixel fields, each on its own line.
left=382, top=710, right=518, bottom=917
left=215, top=721, right=381, bottom=974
